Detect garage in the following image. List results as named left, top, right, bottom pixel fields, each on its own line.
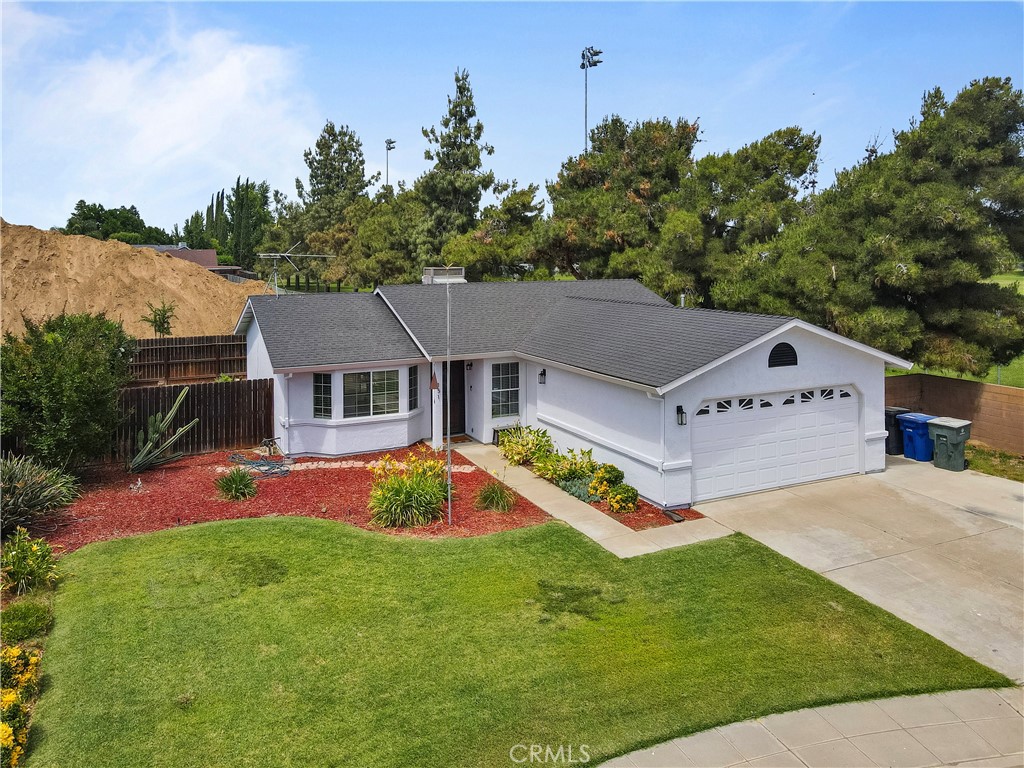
left=691, top=386, right=860, bottom=502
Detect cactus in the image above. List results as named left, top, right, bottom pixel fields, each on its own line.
left=127, top=387, right=199, bottom=473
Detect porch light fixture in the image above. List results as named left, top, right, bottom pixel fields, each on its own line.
left=466, top=361, right=473, bottom=371
left=676, top=406, right=686, bottom=426
left=538, top=368, right=546, bottom=384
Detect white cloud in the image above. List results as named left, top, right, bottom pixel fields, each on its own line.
left=2, top=8, right=319, bottom=231
left=1, top=2, right=72, bottom=65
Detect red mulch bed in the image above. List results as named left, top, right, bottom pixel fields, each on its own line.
left=32, top=448, right=550, bottom=553
left=590, top=498, right=704, bottom=531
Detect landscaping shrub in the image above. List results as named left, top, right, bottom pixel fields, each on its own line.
left=0, top=455, right=79, bottom=538
left=1, top=529, right=63, bottom=596
left=369, top=449, right=447, bottom=527
left=475, top=480, right=516, bottom=513
left=588, top=464, right=625, bottom=499
left=556, top=476, right=601, bottom=502
left=0, top=599, right=52, bottom=644
left=497, top=425, right=554, bottom=465
left=532, top=448, right=598, bottom=483
left=1, top=645, right=41, bottom=768
left=606, top=483, right=639, bottom=515
left=1, top=312, right=135, bottom=471
left=216, top=467, right=258, bottom=501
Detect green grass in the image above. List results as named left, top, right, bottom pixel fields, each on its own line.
left=988, top=270, right=1024, bottom=294
left=29, top=519, right=1009, bottom=767
left=888, top=357, right=1024, bottom=388
left=966, top=443, right=1024, bottom=482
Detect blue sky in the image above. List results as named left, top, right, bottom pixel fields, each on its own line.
left=2, top=2, right=1022, bottom=233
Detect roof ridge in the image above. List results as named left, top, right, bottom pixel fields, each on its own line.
left=560, top=294, right=674, bottom=308
left=677, top=305, right=794, bottom=321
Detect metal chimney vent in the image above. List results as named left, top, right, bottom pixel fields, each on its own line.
left=422, top=266, right=467, bottom=284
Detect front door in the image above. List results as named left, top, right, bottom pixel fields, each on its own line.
left=442, top=361, right=466, bottom=436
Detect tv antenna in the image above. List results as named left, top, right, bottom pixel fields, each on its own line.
left=257, top=242, right=331, bottom=297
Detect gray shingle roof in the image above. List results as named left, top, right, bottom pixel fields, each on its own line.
left=236, top=281, right=797, bottom=387
left=516, top=297, right=792, bottom=388
left=376, top=279, right=669, bottom=357
left=243, top=294, right=424, bottom=369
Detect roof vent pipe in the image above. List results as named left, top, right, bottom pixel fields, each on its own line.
left=680, top=293, right=685, bottom=308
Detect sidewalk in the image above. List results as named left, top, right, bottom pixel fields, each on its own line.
left=454, top=442, right=730, bottom=558
left=605, top=687, right=1024, bottom=768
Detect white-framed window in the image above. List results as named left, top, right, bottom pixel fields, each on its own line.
left=409, top=366, right=419, bottom=411
left=491, top=362, right=519, bottom=418
left=313, top=373, right=333, bottom=419
left=343, top=370, right=400, bottom=418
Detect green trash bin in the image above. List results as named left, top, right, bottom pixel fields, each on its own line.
left=927, top=417, right=972, bottom=472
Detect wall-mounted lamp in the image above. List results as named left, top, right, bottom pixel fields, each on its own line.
left=538, top=368, right=547, bottom=384
left=676, top=406, right=687, bottom=426
left=466, top=361, right=473, bottom=371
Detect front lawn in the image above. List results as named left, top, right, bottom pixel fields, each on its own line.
left=29, top=519, right=1009, bottom=767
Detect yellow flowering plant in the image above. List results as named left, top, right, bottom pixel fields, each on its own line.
left=1, top=528, right=63, bottom=595
left=587, top=464, right=625, bottom=500
left=606, top=483, right=639, bottom=515
left=0, top=645, right=39, bottom=768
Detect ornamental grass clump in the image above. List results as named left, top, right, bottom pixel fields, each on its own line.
left=588, top=464, right=625, bottom=499
left=0, top=455, right=79, bottom=538
left=369, top=448, right=447, bottom=528
left=0, top=528, right=63, bottom=596
left=475, top=480, right=517, bottom=513
left=497, top=425, right=554, bottom=466
left=216, top=467, right=257, bottom=501
left=606, top=483, right=639, bottom=515
left=0, top=599, right=52, bottom=645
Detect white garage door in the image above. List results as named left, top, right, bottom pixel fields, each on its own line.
left=692, top=387, right=860, bottom=502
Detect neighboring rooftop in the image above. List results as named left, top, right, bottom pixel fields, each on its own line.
left=137, top=244, right=218, bottom=269
left=516, top=297, right=792, bottom=388
left=376, top=279, right=670, bottom=357
left=235, top=293, right=424, bottom=369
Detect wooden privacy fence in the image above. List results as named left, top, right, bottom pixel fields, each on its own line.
left=114, top=379, right=274, bottom=459
left=129, top=335, right=247, bottom=386
left=886, top=373, right=1024, bottom=455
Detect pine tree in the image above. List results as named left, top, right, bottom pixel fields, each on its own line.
left=713, top=77, right=1024, bottom=375
left=414, top=69, right=495, bottom=262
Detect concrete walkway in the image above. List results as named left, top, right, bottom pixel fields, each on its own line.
left=606, top=687, right=1024, bottom=767
left=455, top=443, right=731, bottom=557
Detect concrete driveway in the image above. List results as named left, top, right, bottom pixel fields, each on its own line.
left=697, top=457, right=1024, bottom=682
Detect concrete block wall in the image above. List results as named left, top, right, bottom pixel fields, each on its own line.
left=886, top=374, right=1023, bottom=454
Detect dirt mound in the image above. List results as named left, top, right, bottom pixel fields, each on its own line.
left=0, top=220, right=268, bottom=338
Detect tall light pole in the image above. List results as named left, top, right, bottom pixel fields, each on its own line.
left=580, top=46, right=603, bottom=153
left=385, top=138, right=396, bottom=187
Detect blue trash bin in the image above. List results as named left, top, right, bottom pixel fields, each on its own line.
left=896, top=413, right=936, bottom=461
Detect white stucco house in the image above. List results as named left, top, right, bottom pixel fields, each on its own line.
left=234, top=278, right=911, bottom=508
